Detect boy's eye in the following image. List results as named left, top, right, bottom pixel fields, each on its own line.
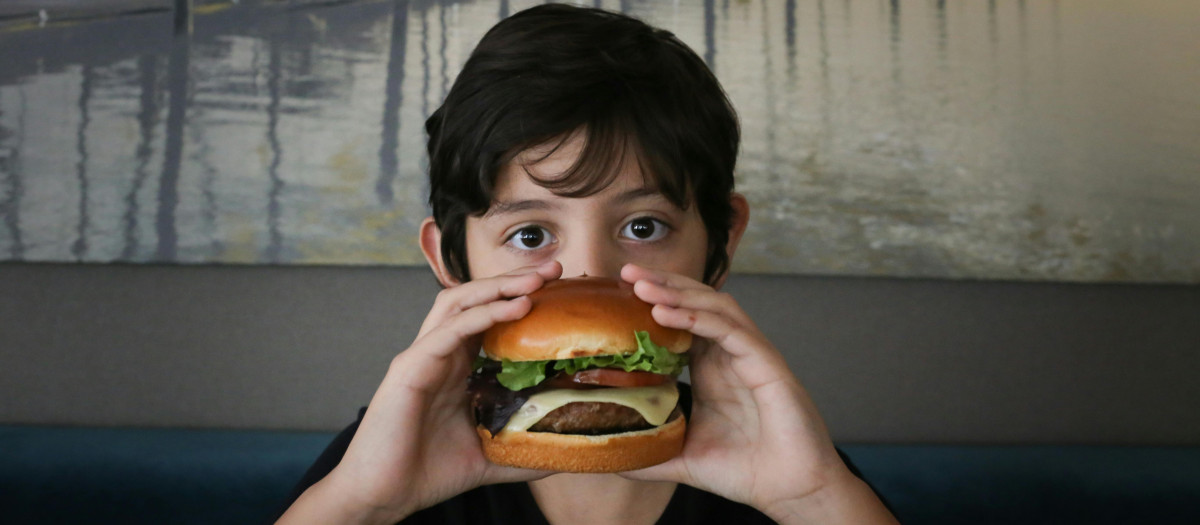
left=506, top=226, right=555, bottom=250
left=621, top=217, right=668, bottom=242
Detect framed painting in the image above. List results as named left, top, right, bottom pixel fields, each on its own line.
left=1, top=0, right=1196, bottom=283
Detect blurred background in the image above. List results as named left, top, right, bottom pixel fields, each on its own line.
left=1, top=0, right=1198, bottom=442
left=3, top=0, right=1197, bottom=282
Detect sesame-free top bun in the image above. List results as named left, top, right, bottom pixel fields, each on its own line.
left=482, top=276, right=692, bottom=362
left=475, top=414, right=686, bottom=473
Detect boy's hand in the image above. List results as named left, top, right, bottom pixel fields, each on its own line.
left=280, top=262, right=562, bottom=524
left=618, top=264, right=897, bottom=524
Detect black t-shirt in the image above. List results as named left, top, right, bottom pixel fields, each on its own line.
left=276, top=384, right=875, bottom=524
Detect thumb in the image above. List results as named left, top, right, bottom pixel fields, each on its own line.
left=481, top=464, right=555, bottom=485
left=616, top=456, right=690, bottom=485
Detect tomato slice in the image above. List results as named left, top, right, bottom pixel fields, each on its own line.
left=542, top=373, right=603, bottom=390
left=571, top=368, right=670, bottom=387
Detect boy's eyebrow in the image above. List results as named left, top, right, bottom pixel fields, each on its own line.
left=615, top=186, right=666, bottom=202
left=482, top=199, right=556, bottom=218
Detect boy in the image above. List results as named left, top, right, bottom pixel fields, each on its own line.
left=278, top=5, right=896, bottom=524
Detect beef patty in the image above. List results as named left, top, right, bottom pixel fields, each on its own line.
left=528, top=402, right=681, bottom=435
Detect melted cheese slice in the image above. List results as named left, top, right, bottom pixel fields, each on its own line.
left=505, top=383, right=680, bottom=433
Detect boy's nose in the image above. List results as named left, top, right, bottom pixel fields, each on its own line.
left=556, top=243, right=622, bottom=280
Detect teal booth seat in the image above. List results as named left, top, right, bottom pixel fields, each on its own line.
left=0, top=426, right=332, bottom=524
left=2, top=425, right=1199, bottom=524
left=840, top=444, right=1200, bottom=524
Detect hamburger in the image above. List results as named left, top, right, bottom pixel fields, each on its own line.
left=468, top=276, right=691, bottom=473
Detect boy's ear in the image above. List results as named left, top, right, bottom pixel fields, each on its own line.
left=419, top=217, right=461, bottom=288
left=712, top=193, right=750, bottom=291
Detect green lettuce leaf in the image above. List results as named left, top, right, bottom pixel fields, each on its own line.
left=495, top=358, right=547, bottom=391
left=483, top=331, right=688, bottom=390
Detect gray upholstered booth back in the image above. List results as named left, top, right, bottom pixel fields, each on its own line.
left=2, top=263, right=1197, bottom=445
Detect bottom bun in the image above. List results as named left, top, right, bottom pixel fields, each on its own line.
left=476, top=415, right=686, bottom=473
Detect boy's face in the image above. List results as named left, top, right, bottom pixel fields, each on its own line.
left=463, top=133, right=710, bottom=282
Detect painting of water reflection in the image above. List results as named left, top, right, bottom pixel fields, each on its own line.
left=1, top=0, right=1197, bottom=283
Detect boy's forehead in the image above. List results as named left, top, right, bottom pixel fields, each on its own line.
left=485, top=169, right=557, bottom=213
left=495, top=134, right=658, bottom=197
left=490, top=163, right=663, bottom=204
left=479, top=164, right=673, bottom=222
left=483, top=125, right=692, bottom=217
left=508, top=128, right=590, bottom=178
left=513, top=130, right=586, bottom=166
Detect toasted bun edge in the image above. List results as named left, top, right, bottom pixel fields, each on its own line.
left=475, top=415, right=686, bottom=473
left=483, top=277, right=692, bottom=362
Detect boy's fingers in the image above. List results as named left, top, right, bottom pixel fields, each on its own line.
left=411, top=296, right=533, bottom=364
left=421, top=273, right=540, bottom=336
left=620, top=263, right=708, bottom=291
left=386, top=297, right=531, bottom=398
left=617, top=456, right=690, bottom=485
left=419, top=262, right=561, bottom=338
left=501, top=260, right=563, bottom=283
left=438, top=295, right=533, bottom=355
left=632, top=280, right=755, bottom=329
left=480, top=465, right=554, bottom=486
left=650, top=304, right=741, bottom=352
left=651, top=304, right=791, bottom=388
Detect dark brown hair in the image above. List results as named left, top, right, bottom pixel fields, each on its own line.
left=426, top=4, right=739, bottom=284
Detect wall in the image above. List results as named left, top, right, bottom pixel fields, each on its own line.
left=3, top=262, right=1197, bottom=445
